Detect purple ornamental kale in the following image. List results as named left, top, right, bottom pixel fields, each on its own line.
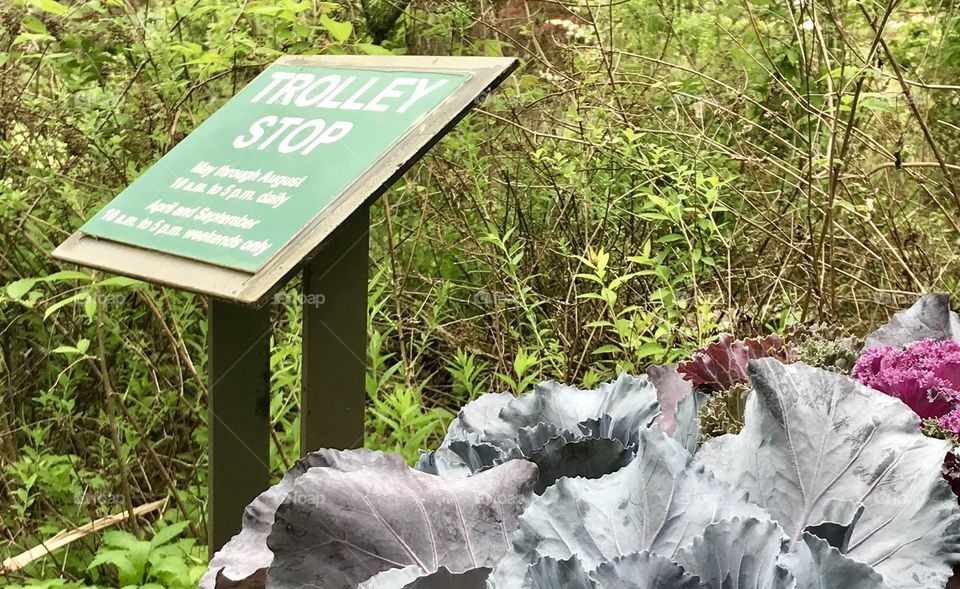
left=942, top=409, right=960, bottom=437
left=852, top=338, right=960, bottom=429
left=677, top=334, right=796, bottom=392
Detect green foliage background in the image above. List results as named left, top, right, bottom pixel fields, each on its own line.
left=1, top=0, right=959, bottom=585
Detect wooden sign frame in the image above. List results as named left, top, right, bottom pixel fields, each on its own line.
left=52, top=55, right=518, bottom=307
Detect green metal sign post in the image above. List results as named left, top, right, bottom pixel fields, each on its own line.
left=52, top=55, right=518, bottom=557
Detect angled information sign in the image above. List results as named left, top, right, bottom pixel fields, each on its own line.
left=53, top=55, right=517, bottom=305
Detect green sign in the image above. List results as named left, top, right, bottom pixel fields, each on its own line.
left=79, top=64, right=470, bottom=272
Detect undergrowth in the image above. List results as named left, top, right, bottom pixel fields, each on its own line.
left=2, top=0, right=960, bottom=585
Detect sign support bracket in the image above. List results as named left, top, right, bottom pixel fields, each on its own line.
left=301, top=205, right=369, bottom=455
left=207, top=299, right=271, bottom=558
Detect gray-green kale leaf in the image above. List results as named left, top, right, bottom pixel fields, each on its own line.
left=779, top=533, right=891, bottom=589
left=675, top=517, right=791, bottom=589
left=802, top=499, right=863, bottom=553
left=486, top=427, right=768, bottom=587
left=526, top=556, right=597, bottom=589
left=416, top=374, right=660, bottom=489
left=589, top=552, right=700, bottom=589
left=864, top=292, right=960, bottom=349
left=415, top=392, right=516, bottom=478
left=696, top=359, right=960, bottom=589
left=201, top=448, right=387, bottom=589
left=499, top=430, right=635, bottom=494
left=265, top=454, right=537, bottom=589
left=442, top=391, right=516, bottom=446
left=480, top=374, right=659, bottom=450
left=358, top=565, right=491, bottom=588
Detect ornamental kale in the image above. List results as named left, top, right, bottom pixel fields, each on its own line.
left=205, top=359, right=960, bottom=589
left=677, top=333, right=795, bottom=392
left=676, top=334, right=797, bottom=439
left=852, top=338, right=960, bottom=424
left=854, top=294, right=960, bottom=508
left=200, top=295, right=960, bottom=589
left=788, top=322, right=861, bottom=374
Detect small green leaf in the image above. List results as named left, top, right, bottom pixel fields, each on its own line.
left=592, top=344, right=623, bottom=355
left=355, top=43, right=393, bottom=55
left=31, top=0, right=70, bottom=15
left=84, top=294, right=97, bottom=320
left=51, top=341, right=91, bottom=356
left=245, top=5, right=286, bottom=16
left=6, top=278, right=39, bottom=300
left=636, top=341, right=665, bottom=359
left=21, top=15, right=48, bottom=34
left=320, top=14, right=352, bottom=42
left=149, top=521, right=190, bottom=549
left=13, top=32, right=55, bottom=45
left=44, top=292, right=86, bottom=319
left=150, top=554, right=190, bottom=580
left=96, top=276, right=143, bottom=288
left=483, top=40, right=503, bottom=57
left=656, top=234, right=684, bottom=243
left=43, top=270, right=93, bottom=283
left=103, top=529, right=139, bottom=550
left=87, top=549, right=136, bottom=576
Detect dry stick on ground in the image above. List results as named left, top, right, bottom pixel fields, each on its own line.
left=1, top=498, right=168, bottom=574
